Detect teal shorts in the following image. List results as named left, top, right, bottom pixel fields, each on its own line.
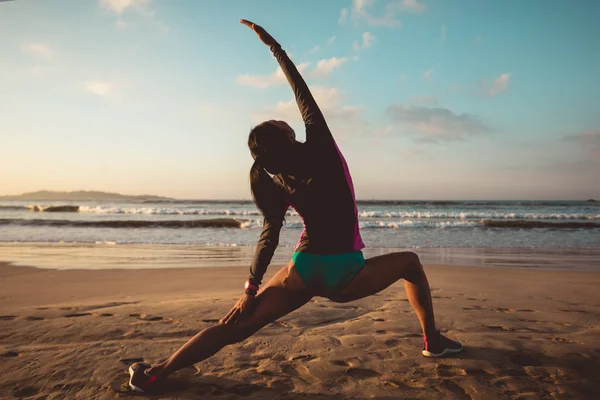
left=292, top=251, right=365, bottom=294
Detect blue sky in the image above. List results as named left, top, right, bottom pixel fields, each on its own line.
left=1, top=0, right=599, bottom=200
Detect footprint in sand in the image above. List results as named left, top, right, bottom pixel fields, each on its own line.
left=372, top=318, right=386, bottom=322
left=375, top=330, right=387, bottom=334
left=346, top=368, right=380, bottom=379
left=509, top=353, right=542, bottom=367
left=516, top=309, right=535, bottom=312
left=436, top=364, right=467, bottom=377
left=385, top=380, right=421, bottom=390
left=495, top=308, right=516, bottom=313
left=291, top=354, right=316, bottom=361
left=560, top=309, right=591, bottom=314
left=225, top=384, right=262, bottom=396
left=465, top=368, right=492, bottom=378
left=1, top=351, right=19, bottom=358
left=12, top=386, right=39, bottom=398
left=64, top=313, right=92, bottom=318
left=400, top=332, right=422, bottom=338
left=59, top=307, right=73, bottom=310
left=0, top=315, right=17, bottom=321
left=119, top=357, right=144, bottom=365
left=331, top=360, right=350, bottom=367
left=483, top=325, right=514, bottom=332
left=441, top=379, right=471, bottom=400
left=24, top=316, right=44, bottom=321
left=99, top=313, right=113, bottom=317
left=201, top=319, right=220, bottom=323
left=498, top=368, right=528, bottom=377
left=550, top=337, right=578, bottom=344
left=432, top=296, right=453, bottom=300
left=130, top=313, right=163, bottom=321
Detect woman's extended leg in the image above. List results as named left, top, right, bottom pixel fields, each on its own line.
left=328, top=252, right=435, bottom=335
left=147, top=262, right=313, bottom=381
left=327, top=251, right=461, bottom=356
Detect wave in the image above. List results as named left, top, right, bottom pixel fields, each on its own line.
left=360, top=220, right=479, bottom=229
left=481, top=220, right=600, bottom=229
left=0, top=218, right=242, bottom=229
left=2, top=217, right=599, bottom=231
left=1, top=205, right=81, bottom=212
left=26, top=206, right=599, bottom=220
left=78, top=206, right=263, bottom=216
left=141, top=199, right=599, bottom=207
left=358, top=211, right=600, bottom=220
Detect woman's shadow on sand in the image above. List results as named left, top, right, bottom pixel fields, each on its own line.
left=109, top=345, right=600, bottom=399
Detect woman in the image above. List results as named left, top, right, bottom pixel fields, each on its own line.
left=128, top=19, right=462, bottom=393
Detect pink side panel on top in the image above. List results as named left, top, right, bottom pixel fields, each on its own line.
left=332, top=141, right=365, bottom=251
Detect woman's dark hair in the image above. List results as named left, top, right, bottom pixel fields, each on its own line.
left=248, top=122, right=290, bottom=219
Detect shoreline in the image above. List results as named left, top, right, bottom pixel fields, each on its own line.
left=1, top=242, right=599, bottom=272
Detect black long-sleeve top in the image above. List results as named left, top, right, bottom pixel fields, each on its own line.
left=248, top=44, right=365, bottom=287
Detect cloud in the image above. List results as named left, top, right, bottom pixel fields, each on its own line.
left=487, top=73, right=511, bottom=97
left=84, top=81, right=115, bottom=96
left=396, top=0, right=426, bottom=14
left=253, top=86, right=364, bottom=125
left=386, top=104, right=490, bottom=142
left=423, top=67, right=434, bottom=81
left=309, top=45, right=320, bottom=54
left=100, top=0, right=150, bottom=14
left=348, top=0, right=426, bottom=27
left=353, top=32, right=376, bottom=51
left=313, top=57, right=349, bottom=76
left=327, top=36, right=336, bottom=45
left=566, top=129, right=600, bottom=161
left=339, top=8, right=348, bottom=24
left=236, top=63, right=311, bottom=88
left=411, top=96, right=438, bottom=105
left=441, top=25, right=446, bottom=43
left=100, top=0, right=168, bottom=34
left=22, top=42, right=52, bottom=58
left=353, top=0, right=400, bottom=27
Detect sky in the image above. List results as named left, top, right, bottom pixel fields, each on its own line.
left=1, top=0, right=599, bottom=200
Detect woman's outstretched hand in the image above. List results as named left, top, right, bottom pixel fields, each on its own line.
left=240, top=19, right=280, bottom=48
left=221, top=293, right=256, bottom=324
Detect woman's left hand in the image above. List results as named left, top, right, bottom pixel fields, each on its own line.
left=221, top=293, right=256, bottom=324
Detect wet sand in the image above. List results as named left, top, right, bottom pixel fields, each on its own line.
left=1, top=253, right=600, bottom=399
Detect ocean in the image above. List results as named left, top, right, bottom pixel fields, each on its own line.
left=0, top=199, right=598, bottom=248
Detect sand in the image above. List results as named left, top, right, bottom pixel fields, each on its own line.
left=1, top=260, right=600, bottom=400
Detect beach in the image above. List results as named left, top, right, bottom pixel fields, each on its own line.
left=2, top=247, right=600, bottom=399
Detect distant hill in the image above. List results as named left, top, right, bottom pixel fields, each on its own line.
left=0, top=190, right=173, bottom=201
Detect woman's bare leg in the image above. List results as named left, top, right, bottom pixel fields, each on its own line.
left=147, top=262, right=312, bottom=380
left=328, top=251, right=437, bottom=337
